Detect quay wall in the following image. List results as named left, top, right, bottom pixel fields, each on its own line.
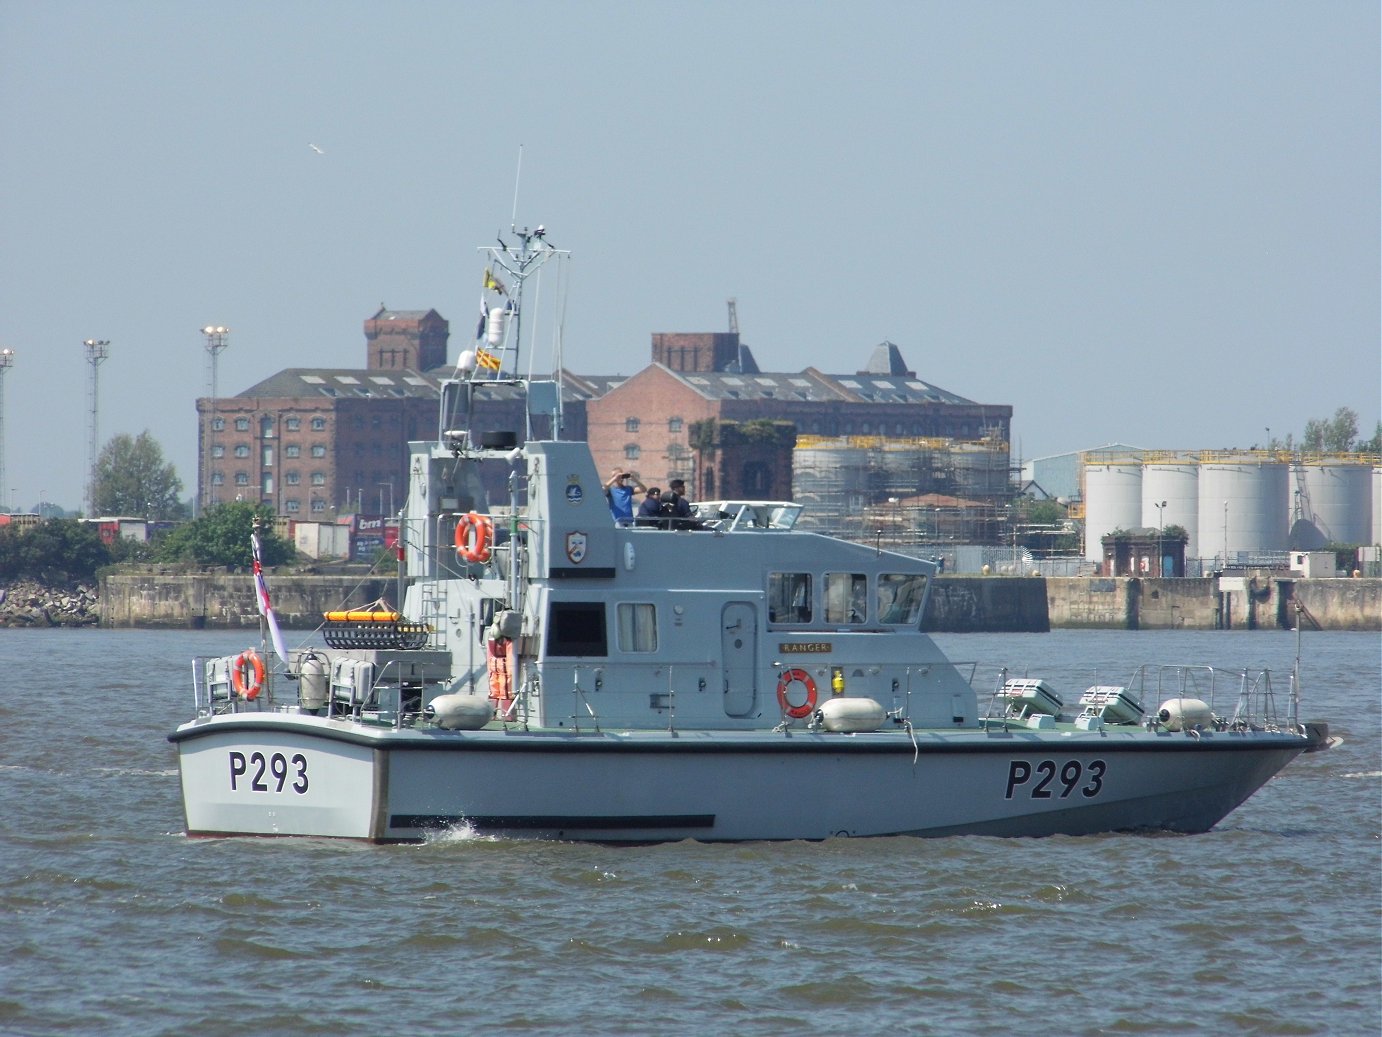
left=1043, top=576, right=1380, bottom=631
left=85, top=571, right=1382, bottom=633
left=99, top=570, right=395, bottom=630
left=924, top=577, right=1050, bottom=632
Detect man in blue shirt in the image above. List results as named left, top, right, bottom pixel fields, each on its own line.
left=603, top=468, right=645, bottom=523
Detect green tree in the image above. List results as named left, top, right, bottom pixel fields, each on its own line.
left=0, top=519, right=111, bottom=580
left=154, top=501, right=294, bottom=567
left=91, top=431, right=186, bottom=519
left=1301, top=407, right=1360, bottom=453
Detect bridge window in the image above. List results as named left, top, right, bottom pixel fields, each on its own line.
left=616, top=603, right=657, bottom=653
left=824, top=572, right=867, bottom=624
left=768, top=572, right=812, bottom=625
left=878, top=573, right=928, bottom=626
left=547, top=601, right=608, bottom=657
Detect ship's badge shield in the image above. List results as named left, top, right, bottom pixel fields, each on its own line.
left=565, top=531, right=587, bottom=564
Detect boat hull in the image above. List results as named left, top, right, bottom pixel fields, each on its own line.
left=171, top=715, right=1306, bottom=843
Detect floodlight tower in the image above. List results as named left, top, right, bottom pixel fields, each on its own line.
left=201, top=325, right=230, bottom=509
left=0, top=348, right=13, bottom=512
left=84, top=339, right=110, bottom=516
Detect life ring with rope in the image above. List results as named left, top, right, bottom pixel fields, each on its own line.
left=231, top=649, right=265, bottom=701
left=776, top=668, right=817, bottom=718
left=455, top=512, right=494, bottom=563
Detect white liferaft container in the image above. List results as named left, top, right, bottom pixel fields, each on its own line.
left=1000, top=678, right=1063, bottom=718
left=1078, top=685, right=1144, bottom=724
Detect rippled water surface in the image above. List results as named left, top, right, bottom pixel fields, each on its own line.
left=1, top=629, right=1378, bottom=1036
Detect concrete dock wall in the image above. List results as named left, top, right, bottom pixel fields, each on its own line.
left=1043, top=575, right=1380, bottom=631
left=94, top=570, right=1379, bottom=632
left=924, top=577, right=1050, bottom=632
left=100, top=571, right=396, bottom=630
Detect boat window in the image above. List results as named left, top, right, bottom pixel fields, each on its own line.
left=824, top=573, right=867, bottom=624
left=767, top=572, right=812, bottom=624
left=878, top=573, right=928, bottom=625
left=616, top=603, right=657, bottom=653
left=547, top=602, right=608, bottom=657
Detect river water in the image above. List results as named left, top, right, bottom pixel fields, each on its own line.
left=1, top=628, right=1377, bottom=1036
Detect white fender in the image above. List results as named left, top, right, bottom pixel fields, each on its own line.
left=819, top=696, right=886, bottom=733
left=1157, top=697, right=1214, bottom=731
left=426, top=692, right=493, bottom=730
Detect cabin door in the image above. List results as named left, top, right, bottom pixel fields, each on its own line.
left=721, top=601, right=757, bottom=716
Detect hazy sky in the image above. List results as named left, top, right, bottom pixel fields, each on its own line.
left=2, top=1, right=1377, bottom=512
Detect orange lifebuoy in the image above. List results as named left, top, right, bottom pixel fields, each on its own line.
left=776, top=668, right=817, bottom=718
left=231, top=649, right=265, bottom=701
left=455, top=512, right=493, bottom=563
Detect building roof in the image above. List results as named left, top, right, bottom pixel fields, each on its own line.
left=824, top=372, right=975, bottom=406
left=368, top=306, right=443, bottom=323
left=238, top=368, right=442, bottom=400
left=667, top=366, right=977, bottom=405
left=236, top=367, right=598, bottom=404
left=858, top=341, right=915, bottom=377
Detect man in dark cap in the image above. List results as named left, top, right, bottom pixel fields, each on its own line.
left=663, top=477, right=696, bottom=528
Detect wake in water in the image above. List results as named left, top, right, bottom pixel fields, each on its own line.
left=419, top=820, right=501, bottom=844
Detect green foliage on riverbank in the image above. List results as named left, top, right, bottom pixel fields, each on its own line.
left=0, top=519, right=110, bottom=580
left=0, top=502, right=295, bottom=581
left=153, top=502, right=294, bottom=567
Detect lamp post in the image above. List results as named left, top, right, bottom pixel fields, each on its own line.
left=0, top=348, right=13, bottom=513
left=83, top=340, right=110, bottom=516
left=201, top=325, right=230, bottom=510
left=1222, top=500, right=1229, bottom=570
left=1154, top=500, right=1167, bottom=578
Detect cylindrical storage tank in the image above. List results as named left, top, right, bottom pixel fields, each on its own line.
left=1197, top=458, right=1289, bottom=563
left=792, top=444, right=870, bottom=531
left=1374, top=466, right=1382, bottom=547
left=877, top=445, right=926, bottom=499
left=952, top=442, right=1011, bottom=497
left=1293, top=461, right=1373, bottom=546
left=1141, top=462, right=1200, bottom=560
left=1083, top=462, right=1143, bottom=562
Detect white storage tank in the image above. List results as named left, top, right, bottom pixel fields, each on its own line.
left=1291, top=460, right=1373, bottom=546
left=1374, top=465, right=1382, bottom=547
left=1197, top=456, right=1289, bottom=562
left=1083, top=461, right=1143, bottom=562
left=1142, top=460, right=1200, bottom=559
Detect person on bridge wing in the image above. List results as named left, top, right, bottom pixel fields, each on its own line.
left=603, top=468, right=645, bottom=523
left=663, top=478, right=700, bottom=529
left=635, top=486, right=666, bottom=526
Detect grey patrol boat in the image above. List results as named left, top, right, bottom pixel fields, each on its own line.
left=170, top=223, right=1330, bottom=843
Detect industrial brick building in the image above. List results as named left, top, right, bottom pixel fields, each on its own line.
left=194, top=308, right=594, bottom=520
left=585, top=335, right=1012, bottom=503
left=197, top=315, right=1012, bottom=529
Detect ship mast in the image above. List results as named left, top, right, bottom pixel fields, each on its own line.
left=466, top=223, right=569, bottom=441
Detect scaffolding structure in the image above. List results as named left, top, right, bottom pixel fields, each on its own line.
left=793, top=434, right=1016, bottom=543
